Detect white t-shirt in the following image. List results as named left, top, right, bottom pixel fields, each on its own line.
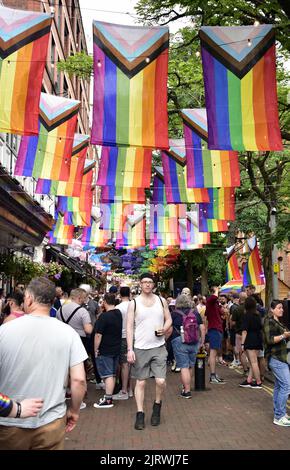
left=0, top=314, right=88, bottom=428
left=134, top=295, right=165, bottom=350
left=117, top=300, right=130, bottom=339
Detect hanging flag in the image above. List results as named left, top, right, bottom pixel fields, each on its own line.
left=0, top=5, right=51, bottom=135
left=200, top=25, right=282, bottom=151
left=199, top=188, right=235, bottom=220
left=47, top=214, right=74, bottom=245
left=35, top=134, right=89, bottom=196
left=149, top=202, right=180, bottom=248
left=220, top=279, right=243, bottom=293
left=243, top=243, right=265, bottom=286
left=181, top=108, right=240, bottom=188
left=226, top=252, right=242, bottom=281
left=179, top=217, right=210, bottom=250
left=81, top=219, right=111, bottom=248
left=91, top=21, right=169, bottom=149
left=199, top=215, right=229, bottom=233
left=159, top=154, right=210, bottom=204
left=100, top=185, right=145, bottom=203
left=99, top=202, right=124, bottom=231
left=116, top=211, right=146, bottom=248
left=97, top=146, right=152, bottom=188
left=14, top=93, right=80, bottom=180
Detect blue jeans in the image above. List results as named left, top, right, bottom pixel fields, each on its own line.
left=171, top=336, right=199, bottom=368
left=269, top=357, right=290, bottom=419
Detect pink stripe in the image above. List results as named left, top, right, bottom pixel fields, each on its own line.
left=161, top=152, right=174, bottom=203
left=184, top=122, right=195, bottom=187
left=14, top=136, right=29, bottom=175
left=91, top=44, right=105, bottom=144
left=96, top=147, right=109, bottom=185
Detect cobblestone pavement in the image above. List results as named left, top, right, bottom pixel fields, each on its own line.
left=65, top=364, right=290, bottom=450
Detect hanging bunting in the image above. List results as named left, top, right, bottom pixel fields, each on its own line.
left=199, top=214, right=229, bottom=233
left=97, top=146, right=152, bottom=188
left=200, top=25, right=282, bottom=151
left=181, top=108, right=240, bottom=188
left=0, top=5, right=51, bottom=135
left=35, top=134, right=89, bottom=196
left=243, top=243, right=265, bottom=286
left=226, top=252, right=242, bottom=281
left=91, top=21, right=169, bottom=149
left=198, top=187, right=235, bottom=220
left=14, top=93, right=80, bottom=180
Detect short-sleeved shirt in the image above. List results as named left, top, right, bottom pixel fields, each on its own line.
left=0, top=315, right=87, bottom=429
left=56, top=301, right=91, bottom=337
left=96, top=309, right=122, bottom=356
left=242, top=311, right=263, bottom=350
left=205, top=295, right=223, bottom=332
left=231, top=304, right=245, bottom=334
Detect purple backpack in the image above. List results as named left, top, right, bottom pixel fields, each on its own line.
left=176, top=309, right=199, bottom=344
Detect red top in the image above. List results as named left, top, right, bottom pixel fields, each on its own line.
left=205, top=295, right=223, bottom=332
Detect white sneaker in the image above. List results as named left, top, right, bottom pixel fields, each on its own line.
left=128, top=390, right=134, bottom=398
left=80, top=402, right=87, bottom=410
left=112, top=391, right=128, bottom=400
left=273, top=416, right=290, bottom=426
left=95, top=382, right=105, bottom=390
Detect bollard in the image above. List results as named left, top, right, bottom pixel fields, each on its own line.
left=194, top=351, right=206, bottom=391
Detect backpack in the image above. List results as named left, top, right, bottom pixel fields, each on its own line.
left=175, top=309, right=199, bottom=344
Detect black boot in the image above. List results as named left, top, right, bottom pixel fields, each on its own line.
left=151, top=401, right=162, bottom=426
left=134, top=411, right=145, bottom=430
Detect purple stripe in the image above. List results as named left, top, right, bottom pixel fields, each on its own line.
left=201, top=47, right=218, bottom=150
left=96, top=147, right=110, bottom=185
left=162, top=152, right=175, bottom=203
left=91, top=45, right=105, bottom=145
left=14, top=135, right=38, bottom=176
left=35, top=178, right=51, bottom=194
left=106, top=147, right=118, bottom=185
left=184, top=122, right=195, bottom=187
left=103, top=55, right=117, bottom=145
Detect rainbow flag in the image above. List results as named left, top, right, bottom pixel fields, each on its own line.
left=200, top=25, right=282, bottom=151
left=0, top=5, right=51, bottom=135
left=99, top=202, right=124, bottom=231
left=91, top=21, right=169, bottom=149
left=97, top=146, right=152, bottom=188
left=181, top=108, right=240, bottom=188
left=47, top=215, right=74, bottom=245
left=179, top=217, right=210, bottom=250
left=82, top=219, right=111, bottom=248
left=100, top=185, right=145, bottom=203
left=149, top=203, right=180, bottom=248
left=35, top=134, right=89, bottom=196
left=243, top=244, right=265, bottom=286
left=14, top=93, right=80, bottom=180
left=116, top=211, right=146, bottom=248
left=199, top=214, right=229, bottom=233
left=226, top=252, right=242, bottom=281
left=159, top=152, right=210, bottom=203
left=56, top=161, right=95, bottom=227
left=199, top=188, right=235, bottom=220
left=220, top=280, right=243, bottom=293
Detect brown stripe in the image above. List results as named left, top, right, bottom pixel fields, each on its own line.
left=165, top=149, right=186, bottom=166
left=40, top=103, right=80, bottom=128
left=72, top=137, right=90, bottom=156
left=180, top=111, right=208, bottom=141
left=0, top=18, right=51, bottom=51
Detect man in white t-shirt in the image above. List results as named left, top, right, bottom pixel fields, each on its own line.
left=0, top=277, right=87, bottom=450
left=127, top=273, right=172, bottom=430
left=112, top=286, right=131, bottom=400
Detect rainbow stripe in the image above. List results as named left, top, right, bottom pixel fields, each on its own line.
left=220, top=280, right=243, bottom=293
left=0, top=392, right=12, bottom=414
left=97, top=146, right=152, bottom=188
left=14, top=93, right=80, bottom=180
left=181, top=108, right=240, bottom=188
left=179, top=217, right=210, bottom=249
left=149, top=203, right=180, bottom=248
left=99, top=202, right=124, bottom=231
left=100, top=185, right=145, bottom=203
left=243, top=245, right=265, bottom=286
left=199, top=215, right=229, bottom=233
left=199, top=188, right=235, bottom=220
left=36, top=134, right=89, bottom=196
left=116, top=213, right=146, bottom=248
left=0, top=6, right=51, bottom=135
left=226, top=252, right=242, bottom=281
left=161, top=153, right=209, bottom=204
left=91, top=21, right=169, bottom=149
left=200, top=25, right=282, bottom=151
left=82, top=220, right=111, bottom=248
left=47, top=215, right=74, bottom=245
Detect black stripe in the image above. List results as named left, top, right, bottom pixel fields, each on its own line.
left=39, top=107, right=79, bottom=132
left=0, top=25, right=51, bottom=60
left=181, top=114, right=208, bottom=142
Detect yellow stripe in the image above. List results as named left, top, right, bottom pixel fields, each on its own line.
left=241, top=69, right=258, bottom=150
left=0, top=50, right=18, bottom=131
left=129, top=70, right=143, bottom=146
left=219, top=188, right=225, bottom=219
left=125, top=148, right=135, bottom=186
left=41, top=129, right=57, bottom=178
left=211, top=151, right=222, bottom=187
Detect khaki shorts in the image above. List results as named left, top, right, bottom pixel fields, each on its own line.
left=132, top=345, right=168, bottom=380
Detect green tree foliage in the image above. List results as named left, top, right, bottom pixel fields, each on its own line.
left=57, top=52, right=93, bottom=80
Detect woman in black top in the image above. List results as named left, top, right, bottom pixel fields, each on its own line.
left=241, top=297, right=263, bottom=388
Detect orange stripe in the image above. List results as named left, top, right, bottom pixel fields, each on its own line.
left=220, top=151, right=231, bottom=186
left=142, top=60, right=155, bottom=147
left=252, top=57, right=270, bottom=150
left=134, top=148, right=143, bottom=186
left=11, top=43, right=33, bottom=133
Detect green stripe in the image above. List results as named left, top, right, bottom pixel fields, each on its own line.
left=116, top=68, right=130, bottom=146
left=213, top=188, right=218, bottom=219
left=116, top=147, right=126, bottom=188
left=227, top=70, right=245, bottom=151
left=32, top=124, right=48, bottom=178
left=202, top=149, right=213, bottom=186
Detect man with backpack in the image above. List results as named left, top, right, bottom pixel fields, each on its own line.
left=126, top=273, right=172, bottom=430
left=170, top=294, right=205, bottom=398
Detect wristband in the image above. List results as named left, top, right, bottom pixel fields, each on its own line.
left=15, top=401, right=21, bottom=418
left=127, top=349, right=133, bottom=352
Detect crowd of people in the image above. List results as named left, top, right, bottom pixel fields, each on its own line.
left=0, top=276, right=290, bottom=449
